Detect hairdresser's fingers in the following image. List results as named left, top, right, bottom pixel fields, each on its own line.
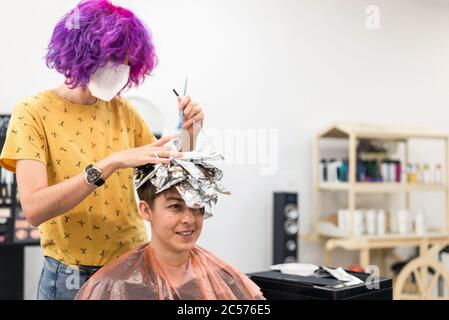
left=140, top=146, right=172, bottom=155
left=183, top=102, right=200, bottom=120
left=143, top=146, right=172, bottom=152
left=178, top=96, right=192, bottom=111
left=148, top=157, right=171, bottom=164
left=183, top=111, right=204, bottom=129
left=148, top=150, right=182, bottom=159
left=184, top=105, right=202, bottom=122
left=152, top=133, right=179, bottom=147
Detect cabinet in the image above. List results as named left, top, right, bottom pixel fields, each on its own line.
left=0, top=114, right=40, bottom=300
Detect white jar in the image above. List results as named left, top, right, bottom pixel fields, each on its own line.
left=354, top=210, right=365, bottom=236
left=398, top=209, right=409, bottom=235
left=376, top=210, right=386, bottom=235
left=415, top=210, right=427, bottom=235
left=366, top=210, right=377, bottom=235
left=338, top=209, right=350, bottom=234
left=390, top=211, right=398, bottom=233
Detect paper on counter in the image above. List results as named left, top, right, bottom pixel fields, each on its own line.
left=322, top=266, right=364, bottom=286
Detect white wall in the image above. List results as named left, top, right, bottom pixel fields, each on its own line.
left=3, top=0, right=449, bottom=299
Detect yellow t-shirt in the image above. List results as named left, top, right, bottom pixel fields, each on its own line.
left=0, top=90, right=156, bottom=267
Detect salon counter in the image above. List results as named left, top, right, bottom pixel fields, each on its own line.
left=248, top=270, right=392, bottom=300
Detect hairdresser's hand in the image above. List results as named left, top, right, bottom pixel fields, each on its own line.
left=109, top=134, right=182, bottom=170
left=178, top=96, right=204, bottom=136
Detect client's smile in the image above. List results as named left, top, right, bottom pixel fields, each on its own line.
left=175, top=230, right=194, bottom=237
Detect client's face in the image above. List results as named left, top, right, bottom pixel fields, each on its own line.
left=140, top=189, right=204, bottom=254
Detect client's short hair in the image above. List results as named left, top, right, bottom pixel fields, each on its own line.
left=136, top=180, right=161, bottom=209
left=137, top=180, right=205, bottom=215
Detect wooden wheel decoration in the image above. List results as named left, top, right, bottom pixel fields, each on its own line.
left=394, top=244, right=449, bottom=300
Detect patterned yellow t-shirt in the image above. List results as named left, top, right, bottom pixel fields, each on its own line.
left=0, top=90, right=156, bottom=267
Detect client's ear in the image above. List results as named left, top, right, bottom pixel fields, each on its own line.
left=138, top=201, right=152, bottom=222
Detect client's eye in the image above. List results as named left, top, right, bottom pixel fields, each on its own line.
left=168, top=204, right=181, bottom=210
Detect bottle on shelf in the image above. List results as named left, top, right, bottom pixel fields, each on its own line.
left=381, top=161, right=389, bottom=182
left=434, top=163, right=443, bottom=184
left=398, top=209, right=409, bottom=235
left=319, top=160, right=327, bottom=182
left=407, top=163, right=417, bottom=183
left=416, top=164, right=424, bottom=183
left=388, top=162, right=396, bottom=183
left=423, top=164, right=431, bottom=184
left=395, top=161, right=402, bottom=183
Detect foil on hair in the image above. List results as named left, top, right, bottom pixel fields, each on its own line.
left=135, top=150, right=230, bottom=219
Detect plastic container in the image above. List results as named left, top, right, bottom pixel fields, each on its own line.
left=366, top=210, right=377, bottom=235
left=338, top=209, right=350, bottom=234
left=398, top=209, right=409, bottom=235
left=354, top=210, right=365, bottom=236
left=414, top=210, right=427, bottom=235
left=376, top=210, right=386, bottom=235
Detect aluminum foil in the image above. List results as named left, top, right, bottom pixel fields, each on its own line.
left=135, top=148, right=230, bottom=219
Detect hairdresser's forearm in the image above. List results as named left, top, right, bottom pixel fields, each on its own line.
left=24, top=157, right=118, bottom=227
left=181, top=125, right=201, bottom=152
left=181, top=135, right=195, bottom=152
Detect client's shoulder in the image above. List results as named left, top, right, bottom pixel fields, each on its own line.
left=190, top=246, right=265, bottom=300
left=76, top=243, right=151, bottom=300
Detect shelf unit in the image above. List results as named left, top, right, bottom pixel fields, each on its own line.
left=0, top=114, right=39, bottom=247
left=307, top=122, right=449, bottom=270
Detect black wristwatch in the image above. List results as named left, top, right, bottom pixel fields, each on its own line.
left=84, top=164, right=105, bottom=187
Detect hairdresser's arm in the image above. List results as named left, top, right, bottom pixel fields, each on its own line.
left=178, top=96, right=204, bottom=152
left=16, top=135, right=179, bottom=227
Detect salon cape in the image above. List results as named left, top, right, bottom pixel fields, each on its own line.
left=75, top=243, right=264, bottom=300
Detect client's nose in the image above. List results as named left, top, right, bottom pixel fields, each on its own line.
left=180, top=208, right=195, bottom=224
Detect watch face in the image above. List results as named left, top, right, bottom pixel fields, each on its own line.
left=87, top=167, right=101, bottom=183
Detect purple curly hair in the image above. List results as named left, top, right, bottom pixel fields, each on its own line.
left=45, top=0, right=158, bottom=89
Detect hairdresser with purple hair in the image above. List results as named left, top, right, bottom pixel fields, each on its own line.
left=0, top=0, right=204, bottom=300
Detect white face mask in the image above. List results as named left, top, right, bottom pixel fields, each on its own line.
left=88, top=61, right=130, bottom=102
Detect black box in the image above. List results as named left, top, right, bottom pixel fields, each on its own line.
left=248, top=270, right=392, bottom=300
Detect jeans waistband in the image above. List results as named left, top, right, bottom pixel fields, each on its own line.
left=77, top=265, right=101, bottom=275
left=45, top=256, right=102, bottom=275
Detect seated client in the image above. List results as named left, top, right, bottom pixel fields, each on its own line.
left=76, top=150, right=265, bottom=300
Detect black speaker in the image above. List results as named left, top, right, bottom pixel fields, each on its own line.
left=273, top=192, right=299, bottom=264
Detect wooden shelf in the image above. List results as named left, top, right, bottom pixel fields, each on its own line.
left=317, top=122, right=448, bottom=140
left=324, top=232, right=449, bottom=252
left=311, top=122, right=449, bottom=271
left=302, top=232, right=449, bottom=254
left=360, top=232, right=449, bottom=241
left=319, top=182, right=448, bottom=193
left=320, top=232, right=448, bottom=241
